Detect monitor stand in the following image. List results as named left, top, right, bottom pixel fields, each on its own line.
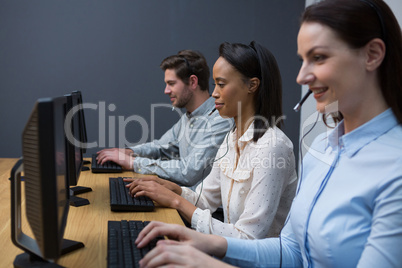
left=69, top=161, right=92, bottom=206
left=11, top=159, right=85, bottom=268
left=69, top=186, right=92, bottom=207
left=14, top=253, right=63, bottom=268
left=81, top=166, right=90, bottom=171
left=14, top=239, right=84, bottom=268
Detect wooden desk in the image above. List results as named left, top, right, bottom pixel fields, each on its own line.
left=0, top=158, right=184, bottom=267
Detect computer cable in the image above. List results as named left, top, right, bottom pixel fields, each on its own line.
left=279, top=111, right=319, bottom=268
left=194, top=124, right=233, bottom=206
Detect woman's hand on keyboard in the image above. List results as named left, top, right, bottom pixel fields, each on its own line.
left=136, top=221, right=232, bottom=268
left=139, top=242, right=233, bottom=268
left=127, top=179, right=183, bottom=208
left=124, top=175, right=182, bottom=195
left=127, top=179, right=196, bottom=223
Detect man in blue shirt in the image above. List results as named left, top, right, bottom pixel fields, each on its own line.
left=97, top=50, right=232, bottom=186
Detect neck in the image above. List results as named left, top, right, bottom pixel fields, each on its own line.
left=234, top=103, right=255, bottom=140
left=343, top=105, right=388, bottom=133
left=185, top=90, right=210, bottom=113
left=343, top=82, right=388, bottom=133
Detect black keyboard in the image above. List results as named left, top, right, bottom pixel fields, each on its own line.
left=109, top=177, right=155, bottom=212
left=91, top=154, right=123, bottom=173
left=108, top=220, right=163, bottom=268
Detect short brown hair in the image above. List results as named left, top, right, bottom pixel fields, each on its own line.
left=160, top=50, right=210, bottom=92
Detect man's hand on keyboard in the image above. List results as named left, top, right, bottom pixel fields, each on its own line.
left=96, top=148, right=134, bottom=170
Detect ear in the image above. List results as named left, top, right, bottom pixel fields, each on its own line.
left=189, top=75, right=199, bottom=90
left=248, top=77, right=260, bottom=93
left=365, top=38, right=386, bottom=72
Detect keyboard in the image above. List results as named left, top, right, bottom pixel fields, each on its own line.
left=108, top=220, right=163, bottom=268
left=91, top=154, right=123, bottom=173
left=109, top=177, right=155, bottom=212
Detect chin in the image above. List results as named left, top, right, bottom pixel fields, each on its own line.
left=217, top=110, right=229, bottom=118
left=316, top=100, right=337, bottom=113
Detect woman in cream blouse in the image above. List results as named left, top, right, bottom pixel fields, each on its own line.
left=126, top=41, right=297, bottom=239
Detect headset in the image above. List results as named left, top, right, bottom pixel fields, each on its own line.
left=194, top=118, right=234, bottom=206
left=279, top=92, right=317, bottom=267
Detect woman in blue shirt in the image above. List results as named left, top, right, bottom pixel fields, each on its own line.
left=134, top=0, right=402, bottom=267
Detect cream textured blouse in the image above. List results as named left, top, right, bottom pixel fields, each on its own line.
left=181, top=122, right=297, bottom=239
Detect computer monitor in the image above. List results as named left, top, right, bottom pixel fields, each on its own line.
left=74, top=90, right=91, bottom=166
left=73, top=90, right=88, bottom=155
left=65, top=93, right=84, bottom=186
left=68, top=91, right=90, bottom=164
left=65, top=92, right=92, bottom=206
left=10, top=96, right=83, bottom=266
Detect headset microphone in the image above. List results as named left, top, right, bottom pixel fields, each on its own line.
left=293, top=90, right=312, bottom=112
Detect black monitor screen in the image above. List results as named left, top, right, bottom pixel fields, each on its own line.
left=65, top=93, right=84, bottom=186
left=74, top=90, right=88, bottom=154
left=21, top=96, right=69, bottom=259
left=11, top=95, right=84, bottom=265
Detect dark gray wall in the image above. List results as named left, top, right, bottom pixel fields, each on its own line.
left=0, top=0, right=305, bottom=160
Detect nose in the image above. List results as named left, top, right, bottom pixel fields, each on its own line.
left=296, top=63, right=315, bottom=85
left=211, top=84, right=219, bottom=99
left=164, top=85, right=171, bottom=95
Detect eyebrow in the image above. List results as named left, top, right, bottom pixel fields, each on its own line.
left=298, top=45, right=329, bottom=58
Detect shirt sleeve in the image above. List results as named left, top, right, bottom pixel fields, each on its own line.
left=357, top=167, right=402, bottom=267
left=222, top=222, right=303, bottom=267
left=130, top=115, right=231, bottom=186
left=191, top=133, right=296, bottom=239
left=129, top=117, right=180, bottom=161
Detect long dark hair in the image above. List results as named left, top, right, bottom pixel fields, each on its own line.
left=219, top=41, right=283, bottom=142
left=301, top=0, right=402, bottom=125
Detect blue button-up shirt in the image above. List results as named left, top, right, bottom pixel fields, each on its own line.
left=129, top=97, right=233, bottom=187
left=223, top=109, right=402, bottom=267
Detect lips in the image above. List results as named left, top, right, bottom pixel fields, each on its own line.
left=311, top=87, right=328, bottom=99
left=215, top=102, right=224, bottom=110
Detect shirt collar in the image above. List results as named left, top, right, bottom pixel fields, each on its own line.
left=186, top=97, right=215, bottom=118
left=230, top=121, right=255, bottom=143
left=328, top=108, right=398, bottom=157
